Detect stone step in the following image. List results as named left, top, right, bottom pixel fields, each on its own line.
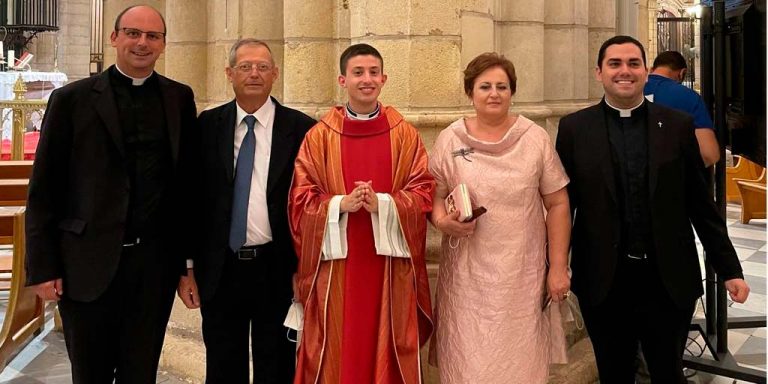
left=159, top=296, right=598, bottom=383
left=160, top=227, right=598, bottom=383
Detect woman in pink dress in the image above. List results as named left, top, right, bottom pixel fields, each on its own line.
left=428, top=52, right=572, bottom=383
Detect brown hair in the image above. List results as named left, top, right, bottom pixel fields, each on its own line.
left=463, top=52, right=517, bottom=97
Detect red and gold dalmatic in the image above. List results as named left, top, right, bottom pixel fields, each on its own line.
left=289, top=105, right=434, bottom=384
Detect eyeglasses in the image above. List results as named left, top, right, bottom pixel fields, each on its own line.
left=232, top=62, right=273, bottom=74
left=118, top=28, right=165, bottom=42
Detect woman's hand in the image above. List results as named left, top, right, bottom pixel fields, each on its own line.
left=435, top=210, right=477, bottom=237
left=547, top=266, right=571, bottom=303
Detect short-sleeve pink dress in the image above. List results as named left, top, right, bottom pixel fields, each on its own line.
left=428, top=116, right=570, bottom=384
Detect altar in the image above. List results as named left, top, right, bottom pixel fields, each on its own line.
left=0, top=71, right=67, bottom=140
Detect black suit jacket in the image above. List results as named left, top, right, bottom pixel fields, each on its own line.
left=25, top=67, right=199, bottom=302
left=195, top=97, right=314, bottom=303
left=555, top=100, right=743, bottom=309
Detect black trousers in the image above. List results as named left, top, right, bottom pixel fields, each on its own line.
left=581, top=256, right=696, bottom=384
left=58, top=238, right=178, bottom=384
left=201, top=250, right=295, bottom=384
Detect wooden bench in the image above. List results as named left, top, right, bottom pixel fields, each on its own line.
left=0, top=180, right=29, bottom=289
left=0, top=161, right=33, bottom=180
left=737, top=181, right=767, bottom=224
left=0, top=207, right=45, bottom=371
left=726, top=156, right=764, bottom=203
left=0, top=179, right=29, bottom=207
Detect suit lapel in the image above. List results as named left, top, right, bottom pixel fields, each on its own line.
left=589, top=104, right=618, bottom=205
left=266, top=97, right=296, bottom=197
left=158, top=75, right=181, bottom=165
left=218, top=101, right=237, bottom=181
left=92, top=71, right=125, bottom=157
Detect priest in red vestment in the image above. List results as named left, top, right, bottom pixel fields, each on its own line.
left=288, top=43, right=434, bottom=384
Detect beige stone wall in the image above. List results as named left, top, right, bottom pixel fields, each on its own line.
left=26, top=0, right=91, bottom=82
left=70, top=0, right=620, bottom=125
left=33, top=1, right=619, bottom=382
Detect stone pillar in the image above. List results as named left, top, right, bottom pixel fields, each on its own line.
left=102, top=0, right=166, bottom=73
left=460, top=1, right=495, bottom=71
left=617, top=0, right=639, bottom=37
left=588, top=0, right=616, bottom=98
left=30, top=0, right=90, bottom=80
left=240, top=0, right=285, bottom=102
left=645, top=0, right=659, bottom=63
left=204, top=0, right=237, bottom=105
left=165, top=0, right=207, bottom=101
left=544, top=0, right=589, bottom=101
left=496, top=1, right=545, bottom=103
left=347, top=0, right=464, bottom=117
left=637, top=0, right=650, bottom=56
left=282, top=0, right=337, bottom=114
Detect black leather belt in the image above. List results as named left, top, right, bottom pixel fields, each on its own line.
left=235, top=243, right=273, bottom=260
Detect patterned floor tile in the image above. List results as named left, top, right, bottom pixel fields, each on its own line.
left=746, top=251, right=766, bottom=264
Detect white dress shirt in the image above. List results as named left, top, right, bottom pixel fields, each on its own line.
left=234, top=99, right=275, bottom=245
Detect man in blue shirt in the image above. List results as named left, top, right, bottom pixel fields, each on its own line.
left=644, top=51, right=719, bottom=166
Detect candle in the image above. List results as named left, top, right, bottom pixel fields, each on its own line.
left=7, top=50, right=14, bottom=68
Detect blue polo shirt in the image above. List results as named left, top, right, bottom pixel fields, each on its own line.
left=644, top=73, right=714, bottom=130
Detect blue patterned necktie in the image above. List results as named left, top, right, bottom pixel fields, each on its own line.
left=229, top=115, right=257, bottom=252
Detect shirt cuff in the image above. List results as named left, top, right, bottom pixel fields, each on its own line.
left=321, top=195, right=348, bottom=260
left=371, top=193, right=411, bottom=258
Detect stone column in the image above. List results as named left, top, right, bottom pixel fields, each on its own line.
left=588, top=0, right=616, bottom=98
left=204, top=0, right=238, bottom=104
left=460, top=0, right=495, bottom=71
left=540, top=0, right=591, bottom=138
left=348, top=0, right=464, bottom=122
left=282, top=0, right=337, bottom=115
left=496, top=0, right=545, bottom=104
left=165, top=0, right=207, bottom=101
left=544, top=0, right=589, bottom=102
left=645, top=0, right=659, bottom=62
left=38, top=0, right=90, bottom=81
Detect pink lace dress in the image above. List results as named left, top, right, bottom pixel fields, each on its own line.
left=428, top=116, right=569, bottom=384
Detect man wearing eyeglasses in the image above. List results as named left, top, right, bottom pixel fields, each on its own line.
left=176, top=38, right=314, bottom=383
left=25, top=5, right=199, bottom=383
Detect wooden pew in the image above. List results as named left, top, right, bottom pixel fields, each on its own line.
left=726, top=156, right=764, bottom=203
left=0, top=207, right=45, bottom=371
left=0, top=180, right=28, bottom=289
left=0, top=161, right=33, bottom=180
left=0, top=179, right=28, bottom=207
left=737, top=181, right=767, bottom=224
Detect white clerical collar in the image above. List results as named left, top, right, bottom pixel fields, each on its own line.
left=115, top=65, right=153, bottom=86
left=346, top=103, right=381, bottom=120
left=604, top=98, right=645, bottom=118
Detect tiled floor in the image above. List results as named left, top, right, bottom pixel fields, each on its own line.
left=0, top=205, right=763, bottom=384
left=684, top=204, right=767, bottom=384
left=0, top=305, right=187, bottom=384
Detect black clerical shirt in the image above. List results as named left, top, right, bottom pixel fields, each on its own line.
left=109, top=66, right=172, bottom=241
left=603, top=100, right=653, bottom=258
